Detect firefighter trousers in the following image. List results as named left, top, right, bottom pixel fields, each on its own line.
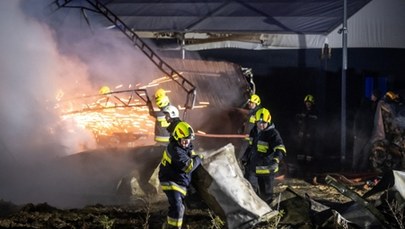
left=245, top=171, right=275, bottom=204
left=163, top=190, right=185, bottom=228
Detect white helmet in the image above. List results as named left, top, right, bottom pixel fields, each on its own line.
left=162, top=105, right=179, bottom=118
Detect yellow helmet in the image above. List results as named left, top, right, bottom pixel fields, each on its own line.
left=156, top=95, right=170, bottom=108
left=255, top=107, right=271, bottom=123
left=173, top=121, right=195, bottom=141
left=385, top=91, right=399, bottom=101
left=154, top=88, right=166, bottom=99
left=249, top=94, right=261, bottom=105
left=99, top=86, right=111, bottom=95
left=304, top=94, right=315, bottom=104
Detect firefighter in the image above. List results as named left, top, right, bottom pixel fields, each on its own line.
left=162, top=105, right=182, bottom=139
left=369, top=90, right=404, bottom=172
left=155, top=88, right=167, bottom=99
left=294, top=94, right=319, bottom=179
left=159, top=121, right=202, bottom=229
left=98, top=86, right=111, bottom=95
left=245, top=94, right=263, bottom=134
left=241, top=107, right=286, bottom=204
left=150, top=92, right=172, bottom=145
left=238, top=94, right=263, bottom=159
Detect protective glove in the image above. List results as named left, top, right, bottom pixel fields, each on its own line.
left=269, top=160, right=279, bottom=173
left=192, top=152, right=204, bottom=160
left=197, top=153, right=204, bottom=160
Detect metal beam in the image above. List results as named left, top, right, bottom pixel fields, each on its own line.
left=340, top=0, right=348, bottom=166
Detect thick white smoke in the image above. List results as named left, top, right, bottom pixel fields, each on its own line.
left=0, top=0, right=94, bottom=163
left=0, top=0, right=160, bottom=207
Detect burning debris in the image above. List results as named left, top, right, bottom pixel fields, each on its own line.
left=52, top=58, right=251, bottom=151
left=56, top=87, right=155, bottom=148
left=1, top=145, right=404, bottom=228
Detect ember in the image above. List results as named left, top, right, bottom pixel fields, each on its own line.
left=56, top=85, right=156, bottom=148
left=55, top=82, right=211, bottom=149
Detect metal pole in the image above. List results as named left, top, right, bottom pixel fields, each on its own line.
left=181, top=33, right=186, bottom=59
left=341, top=0, right=348, bottom=165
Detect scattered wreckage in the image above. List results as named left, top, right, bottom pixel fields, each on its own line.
left=0, top=142, right=404, bottom=228
left=117, top=144, right=278, bottom=229
left=113, top=143, right=405, bottom=228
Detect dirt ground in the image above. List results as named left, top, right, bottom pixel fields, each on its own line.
left=0, top=177, right=372, bottom=229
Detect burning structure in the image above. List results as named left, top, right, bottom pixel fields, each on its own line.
left=55, top=59, right=252, bottom=150
left=6, top=1, right=279, bottom=227
left=49, top=0, right=254, bottom=151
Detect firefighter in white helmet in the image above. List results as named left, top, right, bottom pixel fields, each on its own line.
left=159, top=121, right=202, bottom=229
left=162, top=105, right=182, bottom=140
left=241, top=107, right=286, bottom=204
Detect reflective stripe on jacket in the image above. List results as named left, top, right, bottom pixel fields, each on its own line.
left=244, top=123, right=286, bottom=175
left=154, top=110, right=170, bottom=143
left=159, top=141, right=201, bottom=188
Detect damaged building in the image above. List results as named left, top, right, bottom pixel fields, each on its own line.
left=0, top=0, right=404, bottom=228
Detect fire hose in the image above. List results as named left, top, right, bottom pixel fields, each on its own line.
left=195, top=132, right=287, bottom=180
left=195, top=132, right=248, bottom=139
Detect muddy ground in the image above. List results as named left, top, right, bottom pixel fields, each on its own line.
left=0, top=177, right=381, bottom=229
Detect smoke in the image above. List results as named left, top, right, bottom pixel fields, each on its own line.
left=0, top=0, right=88, bottom=163
left=0, top=0, right=161, bottom=207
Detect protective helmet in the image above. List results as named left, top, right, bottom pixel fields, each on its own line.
left=304, top=94, right=315, bottom=104
left=173, top=121, right=195, bottom=141
left=249, top=94, right=261, bottom=105
left=99, top=86, right=111, bottom=95
left=255, top=107, right=271, bottom=123
left=154, top=88, right=166, bottom=99
left=385, top=91, right=399, bottom=101
left=162, top=105, right=179, bottom=118
left=156, top=95, right=170, bottom=108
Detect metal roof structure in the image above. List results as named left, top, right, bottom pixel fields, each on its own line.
left=51, top=0, right=405, bottom=50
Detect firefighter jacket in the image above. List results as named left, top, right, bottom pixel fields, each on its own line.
left=296, top=106, right=318, bottom=139
left=158, top=141, right=201, bottom=195
left=153, top=110, right=171, bottom=143
left=242, top=123, right=286, bottom=175
left=243, top=105, right=262, bottom=140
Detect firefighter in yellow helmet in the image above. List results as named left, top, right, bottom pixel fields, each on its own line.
left=98, top=86, right=111, bottom=95
left=384, top=90, right=401, bottom=103
left=155, top=88, right=166, bottom=99
left=238, top=94, right=263, bottom=159
left=245, top=94, right=263, bottom=134
left=148, top=89, right=172, bottom=145
left=159, top=121, right=202, bottom=229
left=294, top=94, right=319, bottom=180
left=241, top=107, right=286, bottom=204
